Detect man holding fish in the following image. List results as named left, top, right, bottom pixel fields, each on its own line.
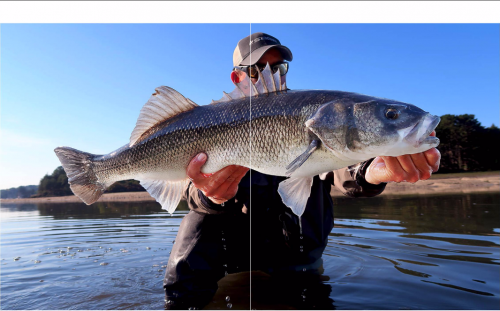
left=163, top=33, right=441, bottom=309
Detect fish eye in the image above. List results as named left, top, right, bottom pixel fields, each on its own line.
left=385, top=108, right=400, bottom=120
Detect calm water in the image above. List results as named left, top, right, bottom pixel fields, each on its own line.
left=1, top=192, right=498, bottom=310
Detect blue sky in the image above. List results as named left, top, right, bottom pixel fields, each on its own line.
left=1, top=24, right=499, bottom=188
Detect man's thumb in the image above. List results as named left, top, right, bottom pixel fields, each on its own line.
left=366, top=157, right=386, bottom=185
left=187, top=153, right=207, bottom=179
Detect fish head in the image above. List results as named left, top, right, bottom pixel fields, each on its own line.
left=306, top=99, right=440, bottom=161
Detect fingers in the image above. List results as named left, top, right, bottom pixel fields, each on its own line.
left=394, top=155, right=421, bottom=183
left=381, top=156, right=407, bottom=183
left=206, top=166, right=249, bottom=202
left=365, top=157, right=385, bottom=185
left=364, top=129, right=440, bottom=185
left=423, top=147, right=441, bottom=172
left=206, top=165, right=242, bottom=189
left=378, top=155, right=421, bottom=183
left=398, top=145, right=441, bottom=182
left=229, top=167, right=250, bottom=192
left=409, top=152, right=432, bottom=180
left=186, top=153, right=208, bottom=182
left=385, top=153, right=435, bottom=183
left=205, top=165, right=244, bottom=196
left=378, top=149, right=440, bottom=184
left=185, top=152, right=249, bottom=204
left=425, top=131, right=440, bottom=172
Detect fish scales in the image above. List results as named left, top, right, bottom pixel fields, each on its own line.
left=91, top=90, right=366, bottom=187
left=55, top=78, right=440, bottom=216
left=92, top=98, right=252, bottom=184
left=249, top=90, right=377, bottom=176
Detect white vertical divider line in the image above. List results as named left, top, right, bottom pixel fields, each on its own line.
left=248, top=22, right=252, bottom=310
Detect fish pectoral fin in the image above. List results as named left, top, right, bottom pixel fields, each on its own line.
left=130, top=86, right=199, bottom=146
left=277, top=177, right=314, bottom=217
left=285, top=140, right=320, bottom=176
left=140, top=179, right=189, bottom=215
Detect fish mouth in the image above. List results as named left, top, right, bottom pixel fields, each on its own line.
left=404, top=114, right=440, bottom=148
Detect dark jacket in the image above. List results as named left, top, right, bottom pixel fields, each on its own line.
left=164, top=160, right=386, bottom=308
left=181, top=159, right=385, bottom=271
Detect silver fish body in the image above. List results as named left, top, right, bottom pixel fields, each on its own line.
left=55, top=67, right=440, bottom=216
left=93, top=91, right=358, bottom=183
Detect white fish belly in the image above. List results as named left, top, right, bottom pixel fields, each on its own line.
left=251, top=146, right=356, bottom=178
left=135, top=168, right=187, bottom=182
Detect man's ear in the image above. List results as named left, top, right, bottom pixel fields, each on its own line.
left=230, top=71, right=240, bottom=84
left=231, top=70, right=247, bottom=84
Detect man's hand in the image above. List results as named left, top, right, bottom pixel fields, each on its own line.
left=365, top=131, right=441, bottom=185
left=187, top=153, right=249, bottom=205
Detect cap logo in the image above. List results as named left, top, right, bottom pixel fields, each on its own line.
left=249, top=36, right=279, bottom=45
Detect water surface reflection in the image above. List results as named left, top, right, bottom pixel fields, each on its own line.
left=1, top=192, right=498, bottom=309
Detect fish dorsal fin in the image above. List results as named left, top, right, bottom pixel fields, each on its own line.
left=130, top=86, right=198, bottom=146
left=254, top=66, right=269, bottom=94
left=273, top=67, right=282, bottom=92
left=211, top=74, right=251, bottom=103
left=212, top=62, right=286, bottom=103
left=261, top=63, right=276, bottom=93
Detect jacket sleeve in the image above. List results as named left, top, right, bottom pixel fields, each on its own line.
left=323, top=158, right=387, bottom=198
left=182, top=182, right=243, bottom=214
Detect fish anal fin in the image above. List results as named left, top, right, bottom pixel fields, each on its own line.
left=285, top=140, right=320, bottom=176
left=140, top=179, right=189, bottom=215
left=130, top=86, right=198, bottom=146
left=278, top=177, right=313, bottom=217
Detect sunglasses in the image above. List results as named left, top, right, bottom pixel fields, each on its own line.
left=234, top=62, right=289, bottom=79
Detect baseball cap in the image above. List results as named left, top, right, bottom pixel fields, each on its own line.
left=233, top=32, right=293, bottom=67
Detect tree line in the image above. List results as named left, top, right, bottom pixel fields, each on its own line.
left=32, top=166, right=146, bottom=198
left=1, top=114, right=498, bottom=198
left=435, top=114, right=499, bottom=172
left=1, top=167, right=145, bottom=199
left=1, top=185, right=38, bottom=199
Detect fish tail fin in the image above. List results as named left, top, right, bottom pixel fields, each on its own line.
left=54, top=146, right=107, bottom=205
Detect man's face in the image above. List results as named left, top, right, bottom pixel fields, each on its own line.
left=251, top=48, right=286, bottom=85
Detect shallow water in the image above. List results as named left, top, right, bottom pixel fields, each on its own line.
left=1, top=192, right=498, bottom=310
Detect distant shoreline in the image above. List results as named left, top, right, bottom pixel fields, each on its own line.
left=333, top=172, right=499, bottom=197
left=2, top=172, right=498, bottom=204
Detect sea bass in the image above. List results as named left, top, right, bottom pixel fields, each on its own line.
left=55, top=64, right=440, bottom=217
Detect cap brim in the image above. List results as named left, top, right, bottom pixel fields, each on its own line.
left=239, top=45, right=293, bottom=66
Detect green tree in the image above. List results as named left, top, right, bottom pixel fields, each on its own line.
left=436, top=114, right=499, bottom=172
left=35, top=167, right=145, bottom=197
left=37, top=167, right=73, bottom=197
left=106, top=180, right=145, bottom=193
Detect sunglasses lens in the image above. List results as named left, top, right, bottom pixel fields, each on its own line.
left=276, top=63, right=288, bottom=76
left=246, top=62, right=288, bottom=79
left=248, top=67, right=259, bottom=78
